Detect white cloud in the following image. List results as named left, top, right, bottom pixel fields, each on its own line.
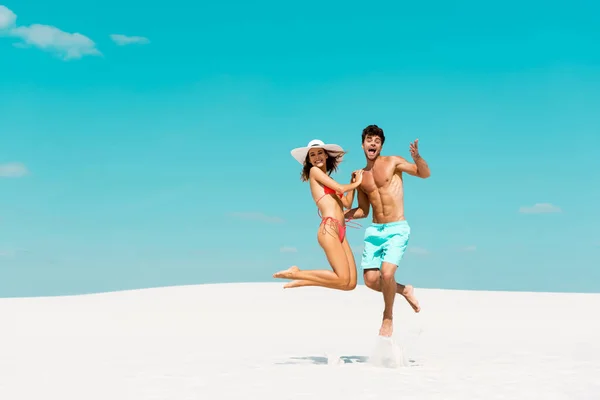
left=519, top=203, right=561, bottom=214
left=460, top=245, right=477, bottom=252
left=280, top=246, right=297, bottom=253
left=227, top=212, right=284, bottom=223
left=0, top=162, right=28, bottom=177
left=0, top=6, right=100, bottom=60
left=110, top=34, right=150, bottom=46
left=0, top=249, right=17, bottom=258
left=408, top=246, right=429, bottom=255
left=0, top=5, right=16, bottom=29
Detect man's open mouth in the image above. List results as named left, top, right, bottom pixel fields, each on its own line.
left=368, top=149, right=376, bottom=155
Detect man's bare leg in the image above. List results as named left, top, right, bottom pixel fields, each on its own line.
left=363, top=269, right=420, bottom=313
left=379, top=262, right=398, bottom=337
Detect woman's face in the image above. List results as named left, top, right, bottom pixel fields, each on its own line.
left=307, top=148, right=328, bottom=168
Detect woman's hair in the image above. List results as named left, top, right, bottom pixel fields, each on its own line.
left=300, top=149, right=345, bottom=181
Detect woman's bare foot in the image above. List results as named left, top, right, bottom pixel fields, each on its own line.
left=401, top=285, right=421, bottom=313
left=283, top=279, right=309, bottom=288
left=379, top=318, right=393, bottom=337
left=273, top=266, right=299, bottom=279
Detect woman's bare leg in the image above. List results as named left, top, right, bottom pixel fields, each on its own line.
left=283, top=277, right=335, bottom=289
left=341, top=236, right=358, bottom=289
left=273, top=221, right=354, bottom=290
left=281, top=236, right=358, bottom=289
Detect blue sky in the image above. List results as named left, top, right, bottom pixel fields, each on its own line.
left=1, top=0, right=599, bottom=297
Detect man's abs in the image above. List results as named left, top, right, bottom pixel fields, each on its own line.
left=367, top=190, right=405, bottom=223
left=363, top=175, right=405, bottom=224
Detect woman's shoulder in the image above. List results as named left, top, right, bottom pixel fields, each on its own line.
left=309, top=166, right=328, bottom=176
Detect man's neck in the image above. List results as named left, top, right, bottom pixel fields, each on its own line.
left=365, top=155, right=380, bottom=169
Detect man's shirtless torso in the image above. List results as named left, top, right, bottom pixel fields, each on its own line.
left=358, top=155, right=409, bottom=224
left=346, top=125, right=430, bottom=337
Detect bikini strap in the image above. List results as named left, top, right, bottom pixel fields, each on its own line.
left=315, top=193, right=363, bottom=229
left=345, top=217, right=362, bottom=230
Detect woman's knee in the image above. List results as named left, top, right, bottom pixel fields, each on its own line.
left=334, top=274, right=354, bottom=290
left=339, top=274, right=357, bottom=290
left=331, top=270, right=355, bottom=290
left=338, top=280, right=356, bottom=291
left=346, top=278, right=357, bottom=290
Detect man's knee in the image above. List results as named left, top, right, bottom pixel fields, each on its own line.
left=380, top=262, right=397, bottom=281
left=363, top=269, right=380, bottom=288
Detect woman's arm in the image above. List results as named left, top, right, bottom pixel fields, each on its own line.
left=345, top=186, right=370, bottom=220
left=341, top=172, right=357, bottom=209
left=342, top=190, right=355, bottom=209
left=310, top=167, right=361, bottom=194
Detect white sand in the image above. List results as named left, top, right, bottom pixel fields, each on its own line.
left=1, top=283, right=599, bottom=399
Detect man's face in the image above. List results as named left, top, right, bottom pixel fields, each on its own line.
left=308, top=147, right=328, bottom=168
left=362, top=135, right=383, bottom=160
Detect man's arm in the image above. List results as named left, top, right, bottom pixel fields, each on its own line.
left=394, top=155, right=430, bottom=178
left=401, top=139, right=430, bottom=178
left=345, top=186, right=370, bottom=220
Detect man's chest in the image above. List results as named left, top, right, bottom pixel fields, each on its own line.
left=361, top=163, right=396, bottom=191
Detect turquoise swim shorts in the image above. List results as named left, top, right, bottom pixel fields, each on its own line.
left=361, top=220, right=411, bottom=270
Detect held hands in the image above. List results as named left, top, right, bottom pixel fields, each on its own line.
left=409, top=139, right=421, bottom=160
left=351, top=169, right=363, bottom=185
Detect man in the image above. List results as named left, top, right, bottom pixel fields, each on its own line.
left=345, top=124, right=431, bottom=337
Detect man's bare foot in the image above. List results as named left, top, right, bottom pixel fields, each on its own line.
left=379, top=318, right=393, bottom=337
left=273, top=266, right=299, bottom=279
left=401, top=285, right=421, bottom=313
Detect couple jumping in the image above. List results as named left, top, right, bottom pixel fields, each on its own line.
left=273, top=124, right=431, bottom=337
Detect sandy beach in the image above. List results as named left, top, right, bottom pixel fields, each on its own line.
left=1, top=282, right=598, bottom=399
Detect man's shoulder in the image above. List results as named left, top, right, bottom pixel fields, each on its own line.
left=379, top=155, right=407, bottom=165
left=378, top=155, right=411, bottom=177
left=387, top=154, right=409, bottom=161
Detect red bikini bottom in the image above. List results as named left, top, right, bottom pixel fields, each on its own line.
left=320, top=216, right=347, bottom=242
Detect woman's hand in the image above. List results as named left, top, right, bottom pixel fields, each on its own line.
left=352, top=170, right=363, bottom=185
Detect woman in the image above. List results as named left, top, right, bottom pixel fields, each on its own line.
left=273, top=139, right=363, bottom=290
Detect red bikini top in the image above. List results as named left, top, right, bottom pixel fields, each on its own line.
left=316, top=185, right=362, bottom=230
left=323, top=185, right=343, bottom=198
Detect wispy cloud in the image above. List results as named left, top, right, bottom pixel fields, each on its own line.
left=0, top=249, right=17, bottom=258
left=280, top=246, right=297, bottom=253
left=408, top=246, right=429, bottom=255
left=110, top=34, right=150, bottom=46
left=0, top=5, right=16, bottom=29
left=0, top=6, right=100, bottom=60
left=460, top=245, right=477, bottom=252
left=0, top=162, right=28, bottom=178
left=519, top=203, right=561, bottom=214
left=227, top=212, right=284, bottom=223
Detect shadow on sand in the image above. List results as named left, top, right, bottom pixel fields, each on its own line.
left=276, top=355, right=369, bottom=365
left=276, top=355, right=417, bottom=366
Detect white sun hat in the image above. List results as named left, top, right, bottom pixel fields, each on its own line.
left=290, top=139, right=345, bottom=165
